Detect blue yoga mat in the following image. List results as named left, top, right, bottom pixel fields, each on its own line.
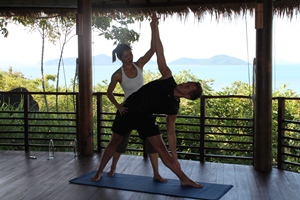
left=69, top=171, right=233, bottom=200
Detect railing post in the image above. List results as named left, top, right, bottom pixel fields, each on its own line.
left=76, top=93, right=80, bottom=150
left=277, top=97, right=285, bottom=169
left=24, top=93, right=29, bottom=152
left=200, top=96, right=206, bottom=163
left=96, top=93, right=103, bottom=153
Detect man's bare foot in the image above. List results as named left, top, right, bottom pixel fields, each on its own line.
left=91, top=172, right=103, bottom=182
left=180, top=178, right=203, bottom=188
left=153, top=174, right=168, bottom=183
left=107, top=168, right=116, bottom=176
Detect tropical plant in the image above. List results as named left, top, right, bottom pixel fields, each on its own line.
left=0, top=18, right=8, bottom=37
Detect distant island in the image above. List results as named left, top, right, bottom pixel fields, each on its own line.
left=45, top=54, right=250, bottom=66
left=168, top=54, right=249, bottom=65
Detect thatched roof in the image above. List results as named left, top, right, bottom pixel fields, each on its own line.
left=0, top=0, right=299, bottom=19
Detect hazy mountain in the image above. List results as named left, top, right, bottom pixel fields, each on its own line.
left=168, top=54, right=250, bottom=65
left=44, top=54, right=249, bottom=66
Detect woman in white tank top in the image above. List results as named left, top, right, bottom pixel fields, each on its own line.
left=105, top=27, right=167, bottom=183
left=120, top=63, right=143, bottom=100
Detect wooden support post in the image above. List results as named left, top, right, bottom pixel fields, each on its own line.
left=200, top=97, right=206, bottom=163
left=77, top=0, right=93, bottom=156
left=277, top=98, right=285, bottom=169
left=254, top=0, right=273, bottom=171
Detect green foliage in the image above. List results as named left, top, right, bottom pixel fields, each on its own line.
left=92, top=13, right=145, bottom=45
left=0, top=67, right=41, bottom=91
left=0, top=18, right=8, bottom=37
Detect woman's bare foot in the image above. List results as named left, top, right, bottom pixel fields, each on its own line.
left=153, top=174, right=168, bottom=183
left=180, top=178, right=203, bottom=188
left=107, top=168, right=116, bottom=176
left=91, top=171, right=103, bottom=182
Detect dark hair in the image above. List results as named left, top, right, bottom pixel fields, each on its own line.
left=189, top=82, right=203, bottom=100
left=112, top=44, right=132, bottom=62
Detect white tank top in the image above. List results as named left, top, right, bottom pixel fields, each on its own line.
left=120, top=63, right=144, bottom=100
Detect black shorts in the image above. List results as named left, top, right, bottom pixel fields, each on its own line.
left=112, top=111, right=161, bottom=140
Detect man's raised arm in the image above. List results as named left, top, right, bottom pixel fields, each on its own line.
left=152, top=13, right=172, bottom=80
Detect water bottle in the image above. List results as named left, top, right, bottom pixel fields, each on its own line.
left=49, top=139, right=54, bottom=159
left=73, top=139, right=78, bottom=156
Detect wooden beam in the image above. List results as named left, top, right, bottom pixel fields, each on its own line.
left=254, top=0, right=273, bottom=171
left=77, top=0, right=94, bottom=156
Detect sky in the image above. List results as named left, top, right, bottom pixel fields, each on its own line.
left=1, top=12, right=300, bottom=69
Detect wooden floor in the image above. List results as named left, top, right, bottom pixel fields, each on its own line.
left=1, top=151, right=300, bottom=200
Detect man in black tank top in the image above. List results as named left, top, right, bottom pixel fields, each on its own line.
left=92, top=13, right=203, bottom=188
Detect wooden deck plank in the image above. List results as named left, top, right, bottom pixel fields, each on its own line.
left=235, top=164, right=253, bottom=200
left=285, top=170, right=300, bottom=200
left=0, top=152, right=64, bottom=197
left=253, top=170, right=272, bottom=200
left=196, top=162, right=212, bottom=182
left=5, top=152, right=76, bottom=200
left=23, top=154, right=89, bottom=200
left=245, top=166, right=261, bottom=200
left=20, top=155, right=80, bottom=200
left=1, top=150, right=300, bottom=200
left=221, top=163, right=237, bottom=200
left=263, top=170, right=285, bottom=200
left=272, top=169, right=299, bottom=200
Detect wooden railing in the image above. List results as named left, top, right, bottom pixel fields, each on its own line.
left=276, top=97, right=300, bottom=172
left=0, top=91, right=78, bottom=152
left=0, top=91, right=299, bottom=172
left=199, top=95, right=254, bottom=164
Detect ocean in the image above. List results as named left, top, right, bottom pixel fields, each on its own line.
left=2, top=64, right=300, bottom=94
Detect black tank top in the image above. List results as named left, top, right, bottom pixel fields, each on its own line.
left=125, top=77, right=179, bottom=115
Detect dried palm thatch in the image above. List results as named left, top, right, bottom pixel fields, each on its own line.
left=0, top=0, right=299, bottom=20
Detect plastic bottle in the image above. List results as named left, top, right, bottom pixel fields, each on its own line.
left=49, top=139, right=54, bottom=159
left=73, top=139, right=78, bottom=156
